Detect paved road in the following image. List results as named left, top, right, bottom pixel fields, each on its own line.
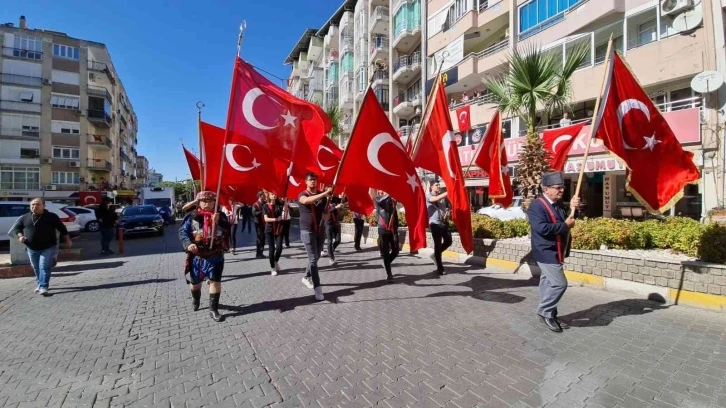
left=1, top=225, right=726, bottom=408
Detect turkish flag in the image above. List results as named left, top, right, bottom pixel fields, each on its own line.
left=312, top=136, right=343, bottom=184
left=595, top=52, right=700, bottom=213
left=337, top=89, right=428, bottom=251
left=456, top=105, right=471, bottom=133
left=183, top=146, right=204, bottom=181
left=474, top=110, right=513, bottom=207
left=79, top=191, right=102, bottom=206
left=225, top=57, right=330, bottom=172
left=413, top=78, right=473, bottom=254
left=542, top=122, right=587, bottom=171
left=200, top=121, right=289, bottom=197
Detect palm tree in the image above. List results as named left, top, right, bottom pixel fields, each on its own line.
left=323, top=104, right=344, bottom=146
left=485, top=42, right=589, bottom=205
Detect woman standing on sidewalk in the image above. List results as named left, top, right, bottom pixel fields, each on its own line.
left=262, top=192, right=288, bottom=276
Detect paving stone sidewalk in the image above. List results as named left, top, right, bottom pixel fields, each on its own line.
left=1, top=226, right=726, bottom=408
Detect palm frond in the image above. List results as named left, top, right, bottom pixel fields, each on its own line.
left=322, top=104, right=343, bottom=140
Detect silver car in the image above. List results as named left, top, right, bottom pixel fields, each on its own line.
left=476, top=196, right=525, bottom=220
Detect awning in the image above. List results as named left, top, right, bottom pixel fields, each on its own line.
left=465, top=178, right=489, bottom=187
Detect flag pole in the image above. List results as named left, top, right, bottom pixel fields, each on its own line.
left=330, top=59, right=387, bottom=192
left=409, top=51, right=448, bottom=162
left=569, top=34, right=614, bottom=219
left=196, top=101, right=205, bottom=190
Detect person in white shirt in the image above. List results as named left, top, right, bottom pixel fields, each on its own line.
left=559, top=112, right=572, bottom=127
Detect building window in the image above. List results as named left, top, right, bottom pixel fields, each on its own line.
left=12, top=35, right=43, bottom=60
left=51, top=70, right=80, bottom=85
left=52, top=44, right=80, bottom=60
left=19, top=148, right=39, bottom=159
left=52, top=171, right=80, bottom=185
left=519, top=0, right=583, bottom=37
left=637, top=19, right=657, bottom=47
left=0, top=166, right=40, bottom=190
left=1, top=113, right=40, bottom=136
left=52, top=147, right=80, bottom=159
left=51, top=120, right=80, bottom=134
left=51, top=94, right=80, bottom=110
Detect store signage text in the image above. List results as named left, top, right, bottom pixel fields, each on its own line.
left=564, top=158, right=626, bottom=174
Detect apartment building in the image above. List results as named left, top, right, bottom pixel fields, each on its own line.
left=147, top=170, right=163, bottom=187
left=426, top=0, right=724, bottom=218
left=285, top=0, right=426, bottom=147
left=136, top=155, right=149, bottom=187
left=0, top=16, right=139, bottom=204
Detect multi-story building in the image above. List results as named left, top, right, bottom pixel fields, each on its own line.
left=147, top=170, right=162, bottom=187
left=427, top=0, right=724, bottom=218
left=135, top=155, right=149, bottom=188
left=0, top=15, right=138, bottom=204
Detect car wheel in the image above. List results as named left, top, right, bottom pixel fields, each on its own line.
left=86, top=221, right=100, bottom=232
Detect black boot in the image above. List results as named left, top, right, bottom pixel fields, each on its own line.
left=191, top=289, right=201, bottom=311
left=209, top=293, right=224, bottom=322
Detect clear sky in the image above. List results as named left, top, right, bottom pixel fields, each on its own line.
left=2, top=0, right=342, bottom=181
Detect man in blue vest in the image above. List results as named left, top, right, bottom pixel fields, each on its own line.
left=527, top=172, right=580, bottom=333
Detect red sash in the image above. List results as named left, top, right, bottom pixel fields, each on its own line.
left=267, top=203, right=284, bottom=236
left=538, top=197, right=563, bottom=263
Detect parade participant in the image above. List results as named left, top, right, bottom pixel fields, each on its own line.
left=241, top=204, right=253, bottom=234
left=95, top=197, right=118, bottom=255
left=298, top=172, right=331, bottom=301
left=223, top=201, right=240, bottom=255
left=282, top=205, right=291, bottom=248
left=370, top=188, right=398, bottom=283
left=324, top=194, right=346, bottom=265
left=179, top=191, right=231, bottom=322
left=10, top=198, right=72, bottom=296
left=182, top=199, right=198, bottom=214
left=527, top=172, right=579, bottom=333
left=352, top=211, right=365, bottom=251
left=252, top=192, right=266, bottom=258
left=262, top=192, right=288, bottom=275
left=427, top=182, right=452, bottom=275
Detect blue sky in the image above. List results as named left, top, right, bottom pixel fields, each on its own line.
left=2, top=0, right=342, bottom=181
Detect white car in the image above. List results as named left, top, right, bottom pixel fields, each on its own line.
left=63, top=206, right=100, bottom=232
left=1, top=201, right=81, bottom=242
left=476, top=196, right=526, bottom=221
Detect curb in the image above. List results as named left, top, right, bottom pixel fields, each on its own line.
left=0, top=248, right=83, bottom=279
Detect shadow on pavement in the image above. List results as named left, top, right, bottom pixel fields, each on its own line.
left=558, top=298, right=669, bottom=327
left=51, top=278, right=176, bottom=295
left=53, top=261, right=126, bottom=273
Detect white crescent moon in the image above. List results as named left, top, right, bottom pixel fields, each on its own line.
left=242, top=88, right=276, bottom=130
left=617, top=99, right=650, bottom=150
left=551, top=135, right=573, bottom=153
left=289, top=175, right=300, bottom=186
left=84, top=196, right=97, bottom=204
left=459, top=111, right=467, bottom=122
left=225, top=144, right=257, bottom=172
left=367, top=132, right=405, bottom=177
left=442, top=131, right=456, bottom=179
left=317, top=145, right=335, bottom=171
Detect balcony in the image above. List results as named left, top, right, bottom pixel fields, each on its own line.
left=457, top=38, right=509, bottom=82
left=308, top=36, right=324, bottom=61
left=372, top=69, right=389, bottom=87
left=2, top=46, right=42, bottom=61
left=87, top=86, right=113, bottom=104
left=0, top=73, right=42, bottom=88
left=0, top=100, right=41, bottom=114
left=119, top=114, right=128, bottom=128
left=120, top=148, right=131, bottom=163
left=370, top=35, right=389, bottom=62
left=88, top=109, right=112, bottom=128
left=88, top=60, right=116, bottom=84
left=392, top=51, right=421, bottom=83
left=374, top=85, right=390, bottom=111
left=370, top=7, right=390, bottom=35
left=0, top=127, right=42, bottom=140
left=87, top=134, right=112, bottom=150
left=355, top=68, right=368, bottom=102
left=87, top=158, right=112, bottom=172
left=392, top=17, right=421, bottom=51
left=325, top=86, right=339, bottom=108
left=393, top=91, right=420, bottom=118
left=324, top=25, right=339, bottom=50
left=340, top=36, right=354, bottom=55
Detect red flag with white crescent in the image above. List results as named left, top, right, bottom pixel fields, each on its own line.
left=455, top=105, right=471, bottom=133
left=474, top=110, right=513, bottom=207
left=79, top=191, right=102, bottom=206
left=542, top=122, right=587, bottom=171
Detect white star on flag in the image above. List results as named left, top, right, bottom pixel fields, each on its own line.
left=643, top=135, right=661, bottom=151
left=281, top=110, right=297, bottom=127
left=251, top=158, right=261, bottom=168
left=406, top=173, right=418, bottom=192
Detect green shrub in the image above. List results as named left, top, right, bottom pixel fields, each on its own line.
left=698, top=223, right=726, bottom=263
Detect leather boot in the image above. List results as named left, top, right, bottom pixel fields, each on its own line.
left=209, top=293, right=224, bottom=322
left=191, top=289, right=201, bottom=311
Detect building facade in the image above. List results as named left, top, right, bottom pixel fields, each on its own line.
left=147, top=170, right=162, bottom=187
left=135, top=155, right=149, bottom=188
left=0, top=16, right=139, bottom=204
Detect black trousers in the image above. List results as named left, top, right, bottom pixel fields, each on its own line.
left=379, top=229, right=399, bottom=276
left=430, top=223, right=453, bottom=272
left=241, top=217, right=252, bottom=233
left=282, top=220, right=291, bottom=246
left=255, top=223, right=265, bottom=256
left=325, top=223, right=341, bottom=260
left=266, top=232, right=283, bottom=268
left=230, top=224, right=238, bottom=250
left=353, top=219, right=364, bottom=249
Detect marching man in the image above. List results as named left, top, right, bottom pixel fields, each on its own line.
left=371, top=188, right=398, bottom=283
left=179, top=191, right=231, bottom=322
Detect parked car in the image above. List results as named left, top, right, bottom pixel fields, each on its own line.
left=117, top=205, right=165, bottom=237
left=1, top=201, right=81, bottom=242
left=63, top=206, right=100, bottom=232
left=476, top=196, right=526, bottom=221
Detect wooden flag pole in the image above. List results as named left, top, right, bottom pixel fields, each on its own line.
left=569, top=34, right=614, bottom=218
left=196, top=101, right=205, bottom=190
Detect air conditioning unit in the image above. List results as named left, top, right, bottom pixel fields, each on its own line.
left=42, top=79, right=52, bottom=85
left=42, top=158, right=53, bottom=164
left=74, top=109, right=83, bottom=116
left=69, top=161, right=81, bottom=168
left=661, top=0, right=693, bottom=16
left=89, top=73, right=96, bottom=81
left=45, top=185, right=57, bottom=191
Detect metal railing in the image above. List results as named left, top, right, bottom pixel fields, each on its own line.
left=87, top=109, right=112, bottom=126
left=88, top=60, right=108, bottom=71
left=479, top=0, right=489, bottom=12
left=449, top=92, right=497, bottom=110
left=2, top=46, right=42, bottom=61
left=0, top=128, right=41, bottom=139
left=394, top=18, right=422, bottom=40
left=399, top=125, right=413, bottom=138
left=394, top=91, right=421, bottom=107
left=0, top=73, right=42, bottom=87
left=371, top=6, right=390, bottom=22
left=429, top=37, right=509, bottom=79
left=393, top=52, right=422, bottom=75
left=87, top=159, right=112, bottom=171
left=372, top=70, right=389, bottom=82
left=88, top=134, right=113, bottom=149
left=370, top=36, right=389, bottom=56
left=87, top=87, right=113, bottom=103
left=0, top=100, right=41, bottom=113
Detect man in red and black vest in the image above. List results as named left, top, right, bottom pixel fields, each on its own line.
left=371, top=188, right=399, bottom=283
left=527, top=172, right=580, bottom=333
left=324, top=193, right=346, bottom=265
left=251, top=192, right=266, bottom=259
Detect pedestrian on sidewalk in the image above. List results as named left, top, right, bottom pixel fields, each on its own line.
left=527, top=171, right=580, bottom=333
left=179, top=191, right=230, bottom=322
left=263, top=192, right=288, bottom=276
left=325, top=193, right=345, bottom=266
left=353, top=211, right=365, bottom=251
left=241, top=204, right=253, bottom=234
left=10, top=198, right=72, bottom=296
left=252, top=192, right=266, bottom=258
left=95, top=197, right=118, bottom=255
left=298, top=172, right=331, bottom=301
left=371, top=189, right=398, bottom=283
left=427, top=182, right=453, bottom=275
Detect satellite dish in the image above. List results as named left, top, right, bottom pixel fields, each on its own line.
left=672, top=9, right=703, bottom=33
left=691, top=71, right=724, bottom=93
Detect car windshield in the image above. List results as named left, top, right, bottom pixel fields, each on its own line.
left=512, top=198, right=523, bottom=207
left=123, top=206, right=158, bottom=216
left=144, top=198, right=171, bottom=208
